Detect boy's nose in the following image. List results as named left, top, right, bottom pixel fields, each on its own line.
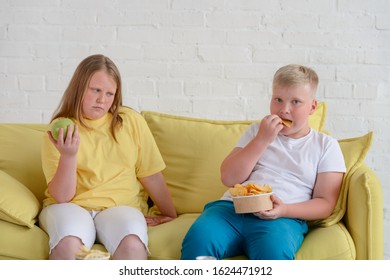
left=280, top=103, right=290, bottom=114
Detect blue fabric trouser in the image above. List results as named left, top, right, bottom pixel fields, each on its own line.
left=181, top=200, right=308, bottom=260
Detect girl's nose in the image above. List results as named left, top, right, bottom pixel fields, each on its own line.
left=97, top=93, right=105, bottom=103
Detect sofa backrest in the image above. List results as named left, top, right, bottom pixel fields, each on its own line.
left=0, top=124, right=48, bottom=203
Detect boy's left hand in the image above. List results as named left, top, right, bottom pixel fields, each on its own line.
left=254, top=194, right=285, bottom=220
left=145, top=215, right=174, bottom=226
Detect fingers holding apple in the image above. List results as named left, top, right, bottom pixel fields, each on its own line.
left=48, top=118, right=80, bottom=155
left=50, top=118, right=75, bottom=141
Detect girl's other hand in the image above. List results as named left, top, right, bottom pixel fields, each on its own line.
left=145, top=215, right=174, bottom=226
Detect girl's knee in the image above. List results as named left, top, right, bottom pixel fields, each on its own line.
left=50, top=236, right=83, bottom=260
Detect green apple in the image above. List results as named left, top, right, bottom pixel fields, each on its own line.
left=50, top=118, right=74, bottom=140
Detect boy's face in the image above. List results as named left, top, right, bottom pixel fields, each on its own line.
left=270, top=83, right=317, bottom=138
left=82, top=70, right=117, bottom=120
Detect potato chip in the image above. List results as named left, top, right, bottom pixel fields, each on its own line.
left=229, top=183, right=272, bottom=197
left=281, top=118, right=292, bottom=127
left=75, top=245, right=110, bottom=260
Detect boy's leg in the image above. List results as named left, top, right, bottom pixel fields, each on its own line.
left=243, top=216, right=308, bottom=260
left=181, top=200, right=244, bottom=260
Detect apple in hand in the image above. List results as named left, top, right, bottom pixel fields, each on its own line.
left=50, top=118, right=74, bottom=140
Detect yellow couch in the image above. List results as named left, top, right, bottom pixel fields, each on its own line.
left=0, top=103, right=384, bottom=260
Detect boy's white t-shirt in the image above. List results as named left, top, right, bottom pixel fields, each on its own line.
left=221, top=123, right=346, bottom=204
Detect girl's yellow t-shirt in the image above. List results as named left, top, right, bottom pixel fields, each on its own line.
left=41, top=107, right=165, bottom=215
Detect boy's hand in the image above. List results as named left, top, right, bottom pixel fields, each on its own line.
left=48, top=124, right=80, bottom=156
left=254, top=194, right=285, bottom=220
left=256, top=115, right=283, bottom=145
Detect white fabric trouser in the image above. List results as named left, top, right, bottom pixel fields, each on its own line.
left=39, top=203, right=148, bottom=256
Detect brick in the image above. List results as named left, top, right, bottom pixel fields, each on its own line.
left=170, top=63, right=223, bottom=79
left=206, top=12, right=260, bottom=29
left=254, top=49, right=306, bottom=63
left=184, top=80, right=210, bottom=97
left=172, top=29, right=225, bottom=45
left=198, top=46, right=252, bottom=63
left=8, top=25, right=60, bottom=41
left=144, top=45, right=197, bottom=61
left=19, top=75, right=45, bottom=91
left=0, top=74, right=18, bottom=90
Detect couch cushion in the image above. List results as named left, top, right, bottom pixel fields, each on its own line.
left=148, top=213, right=200, bottom=260
left=0, top=220, right=49, bottom=260
left=0, top=170, right=41, bottom=228
left=0, top=124, right=48, bottom=203
left=311, top=132, right=373, bottom=227
left=296, top=222, right=356, bottom=259
left=142, top=102, right=327, bottom=214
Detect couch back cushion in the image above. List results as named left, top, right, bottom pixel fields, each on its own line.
left=0, top=124, right=48, bottom=203
left=142, top=102, right=326, bottom=215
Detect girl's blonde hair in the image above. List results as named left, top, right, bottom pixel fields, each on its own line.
left=272, top=64, right=319, bottom=98
left=52, top=54, right=123, bottom=140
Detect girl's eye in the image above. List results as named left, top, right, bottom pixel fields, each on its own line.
left=292, top=100, right=301, bottom=105
left=106, top=92, right=115, bottom=97
left=275, top=98, right=283, bottom=103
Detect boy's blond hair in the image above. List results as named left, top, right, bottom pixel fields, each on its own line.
left=272, top=64, right=319, bottom=98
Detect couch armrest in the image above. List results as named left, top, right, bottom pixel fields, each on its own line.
left=343, top=163, right=384, bottom=259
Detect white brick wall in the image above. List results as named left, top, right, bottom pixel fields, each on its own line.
left=1, top=0, right=389, bottom=259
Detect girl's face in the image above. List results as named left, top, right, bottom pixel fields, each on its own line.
left=82, top=70, right=117, bottom=120
left=270, top=83, right=317, bottom=139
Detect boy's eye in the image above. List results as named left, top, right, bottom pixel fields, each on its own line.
left=275, top=98, right=283, bottom=103
left=292, top=100, right=300, bottom=105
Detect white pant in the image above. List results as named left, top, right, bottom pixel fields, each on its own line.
left=39, top=203, right=148, bottom=255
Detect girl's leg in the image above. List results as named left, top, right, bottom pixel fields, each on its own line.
left=181, top=200, right=244, bottom=260
left=94, top=206, right=148, bottom=260
left=39, top=203, right=96, bottom=260
left=243, top=216, right=308, bottom=260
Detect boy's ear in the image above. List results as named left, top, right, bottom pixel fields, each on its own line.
left=309, top=99, right=318, bottom=115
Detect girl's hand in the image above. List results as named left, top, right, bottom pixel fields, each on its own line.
left=145, top=215, right=174, bottom=226
left=48, top=124, right=80, bottom=156
left=253, top=194, right=286, bottom=220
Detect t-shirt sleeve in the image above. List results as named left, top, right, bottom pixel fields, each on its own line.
left=134, top=115, right=166, bottom=178
left=318, top=138, right=346, bottom=174
left=236, top=123, right=259, bottom=148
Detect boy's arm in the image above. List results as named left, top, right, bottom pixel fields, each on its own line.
left=221, top=116, right=283, bottom=187
left=220, top=145, right=266, bottom=187
left=257, top=171, right=344, bottom=221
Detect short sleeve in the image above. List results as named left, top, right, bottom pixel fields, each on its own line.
left=318, top=138, right=346, bottom=174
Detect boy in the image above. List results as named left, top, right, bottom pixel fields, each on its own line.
left=181, top=64, right=346, bottom=260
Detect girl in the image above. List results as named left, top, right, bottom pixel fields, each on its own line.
left=39, top=54, right=176, bottom=260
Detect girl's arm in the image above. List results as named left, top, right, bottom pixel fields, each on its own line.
left=140, top=172, right=177, bottom=226
left=47, top=125, right=80, bottom=203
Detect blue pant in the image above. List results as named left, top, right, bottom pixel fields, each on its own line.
left=181, top=200, right=308, bottom=260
